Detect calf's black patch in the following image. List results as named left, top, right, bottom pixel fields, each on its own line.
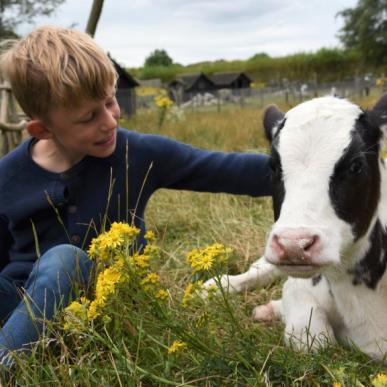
left=312, top=274, right=322, bottom=286
left=349, top=220, right=387, bottom=289
left=269, top=145, right=285, bottom=221
left=329, top=113, right=382, bottom=240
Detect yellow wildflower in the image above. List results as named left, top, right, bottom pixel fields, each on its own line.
left=168, top=340, right=187, bottom=354
left=87, top=237, right=99, bottom=258
left=88, top=299, right=103, bottom=320
left=133, top=253, right=150, bottom=270
left=63, top=297, right=90, bottom=331
left=105, top=230, right=124, bottom=249
left=333, top=383, right=341, bottom=387
left=87, top=223, right=140, bottom=261
left=88, top=265, right=122, bottom=321
left=144, top=230, right=156, bottom=242
left=97, top=233, right=112, bottom=252
left=187, top=243, right=231, bottom=273
left=372, top=373, right=387, bottom=387
left=109, top=222, right=140, bottom=241
left=87, top=233, right=112, bottom=262
left=141, top=272, right=160, bottom=287
left=156, top=289, right=169, bottom=300
left=95, top=266, right=121, bottom=298
left=155, top=95, right=173, bottom=109
left=182, top=280, right=203, bottom=307
left=144, top=244, right=159, bottom=257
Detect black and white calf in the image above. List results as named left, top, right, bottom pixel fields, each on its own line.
left=205, top=94, right=387, bottom=360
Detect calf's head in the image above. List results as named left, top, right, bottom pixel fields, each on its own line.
left=264, top=95, right=387, bottom=277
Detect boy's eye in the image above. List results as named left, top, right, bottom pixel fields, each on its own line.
left=106, top=98, right=117, bottom=108
left=79, top=112, right=95, bottom=123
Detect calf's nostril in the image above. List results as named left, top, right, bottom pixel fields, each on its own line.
left=299, top=236, right=318, bottom=252
left=271, top=234, right=286, bottom=259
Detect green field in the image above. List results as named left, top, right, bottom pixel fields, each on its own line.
left=3, top=98, right=387, bottom=386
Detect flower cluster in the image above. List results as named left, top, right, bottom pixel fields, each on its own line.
left=87, top=222, right=140, bottom=263
left=63, top=297, right=90, bottom=332
left=182, top=280, right=204, bottom=307
left=155, top=94, right=173, bottom=109
left=88, top=265, right=123, bottom=320
left=372, top=373, right=387, bottom=387
left=181, top=243, right=231, bottom=310
left=186, top=243, right=232, bottom=273
left=63, top=222, right=165, bottom=332
left=154, top=91, right=174, bottom=129
left=168, top=340, right=187, bottom=354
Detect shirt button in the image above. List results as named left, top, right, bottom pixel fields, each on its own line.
left=71, top=234, right=81, bottom=244
left=68, top=205, right=77, bottom=214
left=60, top=173, right=69, bottom=180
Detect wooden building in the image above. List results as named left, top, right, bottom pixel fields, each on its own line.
left=109, top=55, right=139, bottom=117
left=210, top=72, right=252, bottom=94
left=169, top=72, right=216, bottom=104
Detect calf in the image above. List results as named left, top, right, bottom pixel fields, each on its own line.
left=205, top=94, right=387, bottom=360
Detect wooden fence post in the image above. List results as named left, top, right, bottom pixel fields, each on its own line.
left=0, top=76, right=27, bottom=157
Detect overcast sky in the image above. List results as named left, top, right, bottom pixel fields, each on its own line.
left=17, top=0, right=358, bottom=68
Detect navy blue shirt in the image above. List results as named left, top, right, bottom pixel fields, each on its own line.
left=0, top=128, right=271, bottom=281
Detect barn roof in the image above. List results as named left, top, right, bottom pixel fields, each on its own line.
left=210, top=72, right=252, bottom=87
left=108, top=54, right=139, bottom=88
left=169, top=72, right=215, bottom=90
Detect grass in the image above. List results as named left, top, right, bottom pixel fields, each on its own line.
left=3, top=99, right=387, bottom=386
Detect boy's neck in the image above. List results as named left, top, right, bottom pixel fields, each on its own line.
left=30, top=139, right=83, bottom=173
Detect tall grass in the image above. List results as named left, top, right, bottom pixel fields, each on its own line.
left=3, top=99, right=387, bottom=386
left=131, top=48, right=386, bottom=84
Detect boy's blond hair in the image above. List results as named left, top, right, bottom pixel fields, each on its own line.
left=0, top=26, right=118, bottom=121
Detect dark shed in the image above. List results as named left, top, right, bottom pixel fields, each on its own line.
left=169, top=72, right=216, bottom=104
left=109, top=55, right=139, bottom=117
left=210, top=72, right=252, bottom=93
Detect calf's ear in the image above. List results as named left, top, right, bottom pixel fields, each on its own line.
left=263, top=104, right=285, bottom=143
left=371, top=93, right=387, bottom=135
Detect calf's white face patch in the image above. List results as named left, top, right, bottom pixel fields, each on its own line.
left=264, top=96, right=383, bottom=277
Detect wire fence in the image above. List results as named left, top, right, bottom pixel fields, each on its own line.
left=136, top=77, right=385, bottom=113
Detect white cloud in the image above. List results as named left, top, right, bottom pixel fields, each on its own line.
left=16, top=0, right=358, bottom=67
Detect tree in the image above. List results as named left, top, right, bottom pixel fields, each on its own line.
left=86, top=0, right=105, bottom=37
left=249, top=52, right=270, bottom=61
left=0, top=0, right=66, bottom=39
left=144, top=49, right=173, bottom=67
left=337, top=0, right=387, bottom=65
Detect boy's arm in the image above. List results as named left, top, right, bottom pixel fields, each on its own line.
left=141, top=134, right=272, bottom=197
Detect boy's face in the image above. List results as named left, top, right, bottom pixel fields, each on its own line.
left=46, top=85, right=121, bottom=162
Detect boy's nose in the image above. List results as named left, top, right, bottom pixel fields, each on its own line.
left=101, top=108, right=119, bottom=131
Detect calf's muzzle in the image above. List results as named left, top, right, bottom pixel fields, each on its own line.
left=269, top=228, right=321, bottom=265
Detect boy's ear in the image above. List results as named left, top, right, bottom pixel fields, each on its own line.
left=26, top=120, right=53, bottom=140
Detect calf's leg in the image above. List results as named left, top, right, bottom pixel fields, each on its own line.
left=262, top=276, right=337, bottom=352
left=203, top=256, right=283, bottom=293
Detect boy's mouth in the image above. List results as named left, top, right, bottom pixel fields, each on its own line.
left=95, top=132, right=116, bottom=147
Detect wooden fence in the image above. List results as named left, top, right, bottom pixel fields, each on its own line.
left=0, top=77, right=26, bottom=157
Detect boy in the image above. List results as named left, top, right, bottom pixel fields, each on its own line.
left=0, top=26, right=271, bottom=364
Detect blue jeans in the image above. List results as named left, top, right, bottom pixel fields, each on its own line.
left=0, top=244, right=92, bottom=359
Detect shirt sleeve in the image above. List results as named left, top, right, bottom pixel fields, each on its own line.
left=138, top=133, right=272, bottom=197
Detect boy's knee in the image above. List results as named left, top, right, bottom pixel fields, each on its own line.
left=32, top=244, right=92, bottom=284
